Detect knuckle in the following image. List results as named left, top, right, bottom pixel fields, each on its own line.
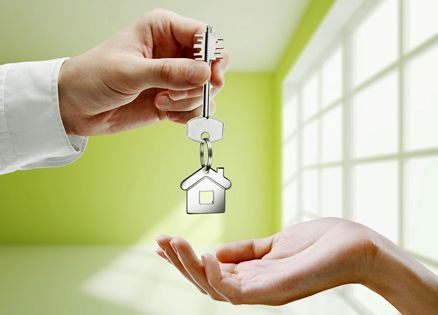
left=147, top=8, right=172, bottom=19
left=136, top=9, right=177, bottom=40
left=158, top=60, right=174, bottom=83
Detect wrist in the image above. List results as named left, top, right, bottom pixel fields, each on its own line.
left=363, top=234, right=438, bottom=314
left=58, top=58, right=79, bottom=135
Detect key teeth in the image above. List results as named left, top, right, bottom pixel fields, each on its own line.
left=193, top=33, right=206, bottom=51
left=214, top=47, right=224, bottom=60
left=193, top=29, right=224, bottom=62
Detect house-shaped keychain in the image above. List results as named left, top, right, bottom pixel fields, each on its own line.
left=181, top=167, right=231, bottom=214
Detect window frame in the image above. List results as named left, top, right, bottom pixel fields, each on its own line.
left=281, top=0, right=438, bottom=312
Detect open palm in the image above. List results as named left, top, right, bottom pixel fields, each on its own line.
left=156, top=218, right=377, bottom=305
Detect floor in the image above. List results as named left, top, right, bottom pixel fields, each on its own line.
left=0, top=245, right=363, bottom=315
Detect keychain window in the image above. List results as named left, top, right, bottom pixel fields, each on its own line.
left=199, top=191, right=214, bottom=204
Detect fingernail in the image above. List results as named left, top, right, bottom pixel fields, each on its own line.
left=187, top=62, right=208, bottom=84
left=156, top=96, right=171, bottom=109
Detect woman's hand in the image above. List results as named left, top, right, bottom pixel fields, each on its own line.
left=156, top=218, right=438, bottom=314
left=58, top=9, right=229, bottom=136
left=156, top=218, right=377, bottom=304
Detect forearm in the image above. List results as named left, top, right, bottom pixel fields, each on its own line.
left=365, top=234, right=438, bottom=314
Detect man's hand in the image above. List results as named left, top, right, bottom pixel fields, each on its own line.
left=156, top=218, right=438, bottom=314
left=58, top=9, right=229, bottom=136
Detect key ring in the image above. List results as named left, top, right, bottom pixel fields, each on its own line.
left=200, top=137, right=212, bottom=172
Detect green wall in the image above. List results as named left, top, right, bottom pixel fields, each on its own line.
left=0, top=0, right=335, bottom=244
left=0, top=72, right=276, bottom=245
left=275, top=0, right=336, bottom=82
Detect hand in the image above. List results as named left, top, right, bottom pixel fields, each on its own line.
left=156, top=218, right=438, bottom=314
left=58, top=9, right=229, bottom=136
left=156, top=218, right=377, bottom=304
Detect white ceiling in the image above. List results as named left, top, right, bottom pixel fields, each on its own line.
left=0, top=0, right=309, bottom=71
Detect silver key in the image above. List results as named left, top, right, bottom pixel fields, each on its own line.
left=181, top=26, right=231, bottom=215
left=194, top=26, right=222, bottom=119
left=181, top=166, right=231, bottom=214
left=187, top=25, right=224, bottom=143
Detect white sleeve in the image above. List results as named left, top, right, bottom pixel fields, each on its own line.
left=0, top=58, right=87, bottom=175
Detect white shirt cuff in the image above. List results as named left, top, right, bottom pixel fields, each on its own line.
left=0, top=58, right=87, bottom=174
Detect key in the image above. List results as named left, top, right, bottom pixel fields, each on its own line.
left=181, top=166, right=231, bottom=214
left=187, top=116, right=224, bottom=142
left=181, top=26, right=231, bottom=215
left=187, top=25, right=225, bottom=143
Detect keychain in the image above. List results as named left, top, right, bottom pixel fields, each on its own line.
left=180, top=25, right=231, bottom=214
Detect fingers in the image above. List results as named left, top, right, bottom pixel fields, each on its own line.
left=167, top=100, right=216, bottom=124
left=169, top=238, right=227, bottom=301
left=155, top=248, right=169, bottom=262
left=211, top=50, right=230, bottom=88
left=202, top=254, right=243, bottom=305
left=138, top=58, right=210, bottom=91
left=165, top=86, right=219, bottom=102
left=155, top=236, right=207, bottom=294
left=155, top=236, right=245, bottom=305
left=155, top=88, right=219, bottom=111
left=152, top=9, right=206, bottom=48
left=216, top=237, right=274, bottom=264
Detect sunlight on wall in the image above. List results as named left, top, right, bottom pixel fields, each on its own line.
left=136, top=201, right=225, bottom=246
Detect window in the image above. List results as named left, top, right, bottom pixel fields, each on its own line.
left=199, top=191, right=214, bottom=204
left=282, top=0, right=438, bottom=314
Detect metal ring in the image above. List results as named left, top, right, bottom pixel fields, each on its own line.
left=200, top=137, right=212, bottom=171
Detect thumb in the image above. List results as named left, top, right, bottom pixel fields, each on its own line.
left=215, top=237, right=274, bottom=263
left=140, top=58, right=210, bottom=91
